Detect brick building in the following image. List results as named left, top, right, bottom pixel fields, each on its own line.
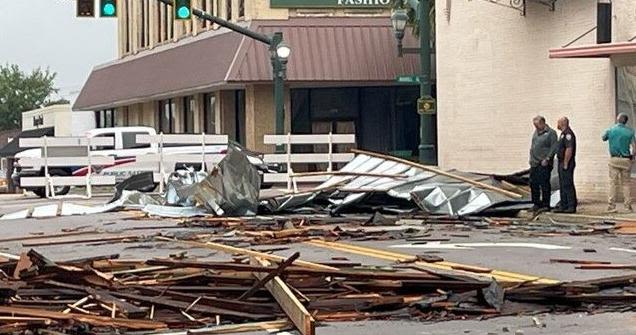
left=436, top=0, right=636, bottom=199
left=74, top=0, right=422, bottom=155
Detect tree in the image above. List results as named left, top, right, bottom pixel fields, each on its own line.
left=0, top=64, right=58, bottom=130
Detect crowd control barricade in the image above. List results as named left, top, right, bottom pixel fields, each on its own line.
left=18, top=136, right=116, bottom=199
left=135, top=133, right=229, bottom=193
left=263, top=133, right=356, bottom=192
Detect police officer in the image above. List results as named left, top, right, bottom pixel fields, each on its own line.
left=554, top=117, right=577, bottom=213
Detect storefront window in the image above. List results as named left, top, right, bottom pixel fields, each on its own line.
left=95, top=109, right=115, bottom=128
left=158, top=99, right=174, bottom=133
left=182, top=96, right=195, bottom=133
left=204, top=93, right=216, bottom=134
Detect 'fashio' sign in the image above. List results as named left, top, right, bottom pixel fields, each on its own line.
left=271, top=0, right=393, bottom=8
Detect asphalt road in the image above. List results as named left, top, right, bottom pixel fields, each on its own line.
left=1, top=194, right=636, bottom=334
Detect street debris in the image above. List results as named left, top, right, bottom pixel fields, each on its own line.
left=1, top=246, right=636, bottom=334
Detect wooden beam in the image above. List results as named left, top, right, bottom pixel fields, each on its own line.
left=0, top=306, right=165, bottom=330
left=351, top=149, right=523, bottom=199
left=156, top=237, right=338, bottom=271
left=251, top=257, right=315, bottom=335
left=239, top=252, right=300, bottom=301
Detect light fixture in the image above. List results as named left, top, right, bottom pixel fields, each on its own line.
left=391, top=8, right=409, bottom=35
left=276, top=42, right=291, bottom=60
left=391, top=8, right=409, bottom=57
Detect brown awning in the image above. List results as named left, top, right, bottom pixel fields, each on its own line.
left=227, top=17, right=420, bottom=82
left=74, top=17, right=420, bottom=111
left=74, top=29, right=243, bottom=111
left=549, top=41, right=636, bottom=66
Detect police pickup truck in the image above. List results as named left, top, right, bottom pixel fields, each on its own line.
left=13, top=127, right=278, bottom=197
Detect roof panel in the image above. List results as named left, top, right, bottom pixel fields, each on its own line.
left=228, top=17, right=421, bottom=83
left=74, top=30, right=244, bottom=111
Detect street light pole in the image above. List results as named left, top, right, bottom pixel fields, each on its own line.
left=417, top=0, right=437, bottom=165
left=391, top=0, right=437, bottom=165
left=270, top=32, right=287, bottom=139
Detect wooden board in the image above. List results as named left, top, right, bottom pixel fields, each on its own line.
left=156, top=237, right=338, bottom=271
left=263, top=134, right=355, bottom=145
left=20, top=176, right=116, bottom=187
left=0, top=306, right=165, bottom=330
left=136, top=134, right=228, bottom=144
left=251, top=257, right=315, bottom=335
left=20, top=137, right=114, bottom=148
left=18, top=156, right=115, bottom=167
left=263, top=153, right=354, bottom=164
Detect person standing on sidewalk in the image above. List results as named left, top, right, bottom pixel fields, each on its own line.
left=554, top=117, right=577, bottom=213
left=603, top=113, right=636, bottom=212
left=529, top=116, right=558, bottom=212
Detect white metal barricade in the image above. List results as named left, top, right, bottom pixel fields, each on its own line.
left=136, top=133, right=229, bottom=193
left=18, top=136, right=116, bottom=199
left=263, top=133, right=356, bottom=192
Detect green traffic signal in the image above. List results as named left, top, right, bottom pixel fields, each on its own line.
left=100, top=0, right=117, bottom=17
left=174, top=0, right=192, bottom=20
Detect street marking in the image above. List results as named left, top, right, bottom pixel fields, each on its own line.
left=609, top=247, right=636, bottom=254
left=390, top=242, right=572, bottom=250
left=305, top=240, right=559, bottom=284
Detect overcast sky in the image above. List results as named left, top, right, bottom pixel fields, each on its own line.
left=0, top=0, right=117, bottom=101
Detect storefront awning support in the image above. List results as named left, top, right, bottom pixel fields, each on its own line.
left=156, top=0, right=290, bottom=144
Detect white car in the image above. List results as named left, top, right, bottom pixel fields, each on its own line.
left=13, top=127, right=278, bottom=197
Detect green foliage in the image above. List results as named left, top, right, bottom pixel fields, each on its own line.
left=0, top=64, right=58, bottom=130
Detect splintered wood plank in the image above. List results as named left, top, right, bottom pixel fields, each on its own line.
left=251, top=257, right=315, bottom=335
left=0, top=306, right=165, bottom=330
left=156, top=236, right=338, bottom=271
left=13, top=253, right=33, bottom=279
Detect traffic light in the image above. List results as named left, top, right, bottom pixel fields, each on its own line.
left=100, top=0, right=117, bottom=17
left=76, top=0, right=95, bottom=17
left=174, top=0, right=192, bottom=20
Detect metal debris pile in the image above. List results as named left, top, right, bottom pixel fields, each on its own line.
left=262, top=150, right=532, bottom=217
left=1, top=149, right=536, bottom=220
left=2, top=246, right=636, bottom=334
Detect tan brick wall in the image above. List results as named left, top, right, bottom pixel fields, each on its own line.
left=247, top=1, right=288, bottom=20
left=613, top=0, right=636, bottom=42
left=244, top=84, right=291, bottom=153
left=435, top=0, right=616, bottom=200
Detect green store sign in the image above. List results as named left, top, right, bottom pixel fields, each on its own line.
left=271, top=0, right=393, bottom=8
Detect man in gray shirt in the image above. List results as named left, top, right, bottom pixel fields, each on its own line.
left=529, top=116, right=558, bottom=211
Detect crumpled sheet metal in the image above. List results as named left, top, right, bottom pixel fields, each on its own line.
left=410, top=183, right=511, bottom=216
left=142, top=204, right=208, bottom=218
left=0, top=190, right=159, bottom=220
left=266, top=154, right=528, bottom=216
left=192, top=145, right=261, bottom=216
left=165, top=168, right=208, bottom=207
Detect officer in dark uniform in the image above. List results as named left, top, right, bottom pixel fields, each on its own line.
left=554, top=117, right=577, bottom=213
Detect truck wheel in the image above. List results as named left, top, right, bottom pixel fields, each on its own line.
left=33, top=169, right=71, bottom=198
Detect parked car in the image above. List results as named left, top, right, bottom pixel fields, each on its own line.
left=13, top=127, right=279, bottom=197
